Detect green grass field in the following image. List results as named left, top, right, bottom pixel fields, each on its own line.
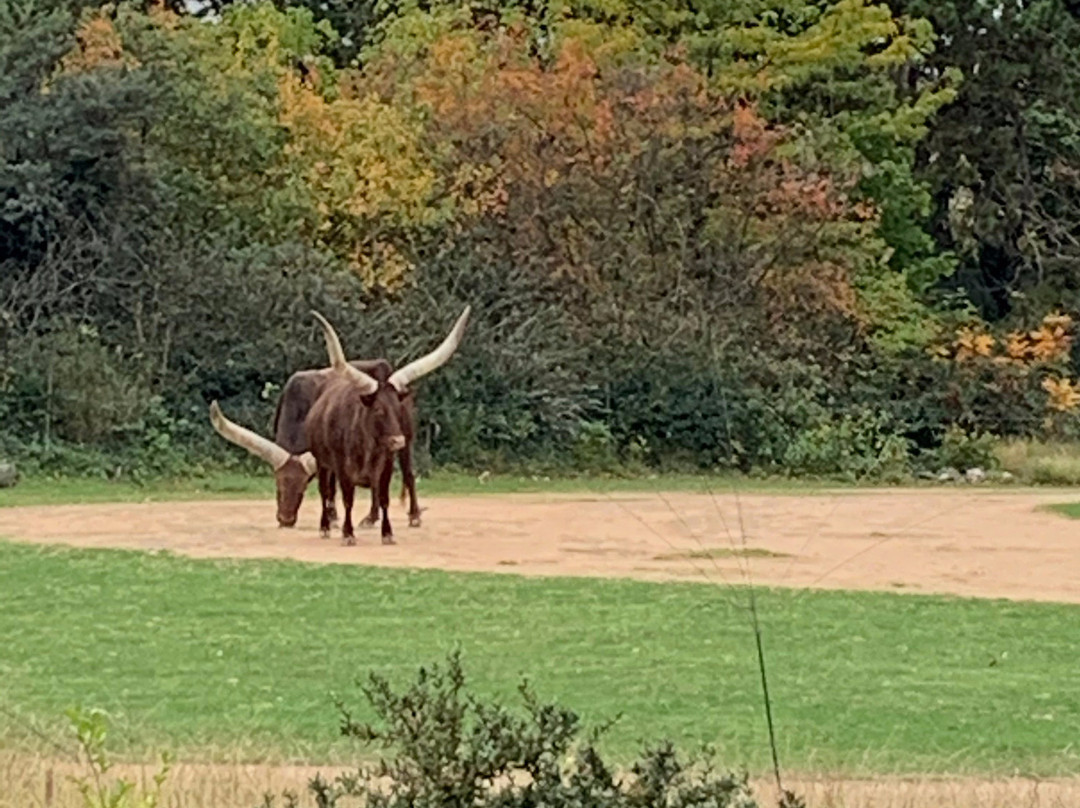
left=0, top=540, right=1076, bottom=776
left=1044, top=502, right=1080, bottom=518
left=0, top=470, right=841, bottom=508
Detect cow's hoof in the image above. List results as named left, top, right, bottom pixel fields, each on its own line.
left=319, top=528, right=330, bottom=539
left=409, top=516, right=422, bottom=528
left=342, top=535, right=356, bottom=547
left=381, top=535, right=396, bottom=545
left=359, top=516, right=377, bottom=528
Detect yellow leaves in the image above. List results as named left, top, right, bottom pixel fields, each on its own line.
left=281, top=75, right=437, bottom=223
left=953, top=326, right=996, bottom=361
left=146, top=0, right=180, bottom=31
left=556, top=18, right=646, bottom=66
left=1031, top=313, right=1074, bottom=360
left=61, top=14, right=137, bottom=74
left=933, top=313, right=1080, bottom=415
left=354, top=242, right=413, bottom=292
left=449, top=163, right=509, bottom=217
left=936, top=313, right=1073, bottom=366
left=721, top=0, right=934, bottom=95
left=1003, top=312, right=1073, bottom=364
left=1042, top=377, right=1080, bottom=412
left=278, top=71, right=444, bottom=288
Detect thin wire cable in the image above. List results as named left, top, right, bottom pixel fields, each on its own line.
left=715, top=383, right=784, bottom=795
left=591, top=487, right=752, bottom=613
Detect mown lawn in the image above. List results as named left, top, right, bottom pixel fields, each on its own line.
left=0, top=540, right=1076, bottom=776
left=0, top=470, right=838, bottom=508
left=1044, top=502, right=1080, bottom=518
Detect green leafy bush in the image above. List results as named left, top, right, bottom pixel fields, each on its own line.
left=782, top=412, right=913, bottom=481
left=925, top=426, right=999, bottom=472
left=66, top=706, right=171, bottom=808
left=261, top=651, right=776, bottom=808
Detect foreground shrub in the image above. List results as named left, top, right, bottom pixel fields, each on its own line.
left=67, top=706, right=171, bottom=808
left=262, top=651, right=792, bottom=808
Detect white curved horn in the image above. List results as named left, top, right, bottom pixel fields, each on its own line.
left=209, top=401, right=291, bottom=470
left=388, top=305, right=471, bottom=391
left=298, top=451, right=318, bottom=477
left=311, top=310, right=378, bottom=395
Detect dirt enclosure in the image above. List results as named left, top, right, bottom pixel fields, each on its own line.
left=2, top=487, right=1079, bottom=603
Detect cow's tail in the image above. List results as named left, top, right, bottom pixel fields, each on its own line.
left=271, top=389, right=286, bottom=437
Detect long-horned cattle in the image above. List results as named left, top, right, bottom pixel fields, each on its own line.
left=273, top=360, right=423, bottom=529
left=208, top=400, right=320, bottom=529
left=210, top=359, right=421, bottom=530
left=305, top=306, right=470, bottom=544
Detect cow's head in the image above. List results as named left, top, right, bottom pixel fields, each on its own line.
left=208, top=401, right=318, bottom=527
left=311, top=306, right=470, bottom=455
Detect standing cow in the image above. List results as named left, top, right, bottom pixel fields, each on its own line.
left=306, top=307, right=469, bottom=544
left=272, top=360, right=422, bottom=529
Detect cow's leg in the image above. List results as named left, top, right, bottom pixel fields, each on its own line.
left=317, top=467, right=334, bottom=539
left=379, top=463, right=395, bottom=544
left=327, top=471, right=339, bottom=526
left=400, top=449, right=421, bottom=528
left=340, top=479, right=356, bottom=546
left=359, top=487, right=379, bottom=528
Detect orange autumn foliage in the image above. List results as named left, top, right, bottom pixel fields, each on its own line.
left=1042, top=376, right=1080, bottom=412
left=355, top=23, right=873, bottom=330
left=61, top=14, right=136, bottom=73
left=935, top=313, right=1080, bottom=413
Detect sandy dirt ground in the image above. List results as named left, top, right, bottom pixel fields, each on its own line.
left=1, top=487, right=1079, bottom=603
left=3, top=752, right=1079, bottom=808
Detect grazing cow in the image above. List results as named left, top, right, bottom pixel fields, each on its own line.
left=272, top=360, right=423, bottom=529
left=306, top=307, right=469, bottom=544
left=208, top=400, right=319, bottom=529
left=210, top=360, right=423, bottom=531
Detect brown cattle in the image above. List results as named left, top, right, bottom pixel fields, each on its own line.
left=208, top=400, right=318, bottom=529
left=271, top=360, right=422, bottom=529
left=306, top=307, right=469, bottom=544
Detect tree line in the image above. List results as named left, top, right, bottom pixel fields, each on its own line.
left=2, top=0, right=1080, bottom=479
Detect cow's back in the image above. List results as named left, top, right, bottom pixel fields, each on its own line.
left=305, top=376, right=374, bottom=484
left=273, top=369, right=333, bottom=454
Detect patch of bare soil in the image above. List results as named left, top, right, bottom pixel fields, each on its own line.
left=2, top=753, right=1079, bottom=808
left=1, top=488, right=1079, bottom=602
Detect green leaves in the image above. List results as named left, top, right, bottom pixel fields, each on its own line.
left=66, top=705, right=173, bottom=808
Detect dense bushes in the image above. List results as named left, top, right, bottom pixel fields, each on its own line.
left=3, top=0, right=1080, bottom=481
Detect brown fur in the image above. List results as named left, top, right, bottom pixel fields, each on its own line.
left=304, top=376, right=408, bottom=543
left=270, top=360, right=421, bottom=530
